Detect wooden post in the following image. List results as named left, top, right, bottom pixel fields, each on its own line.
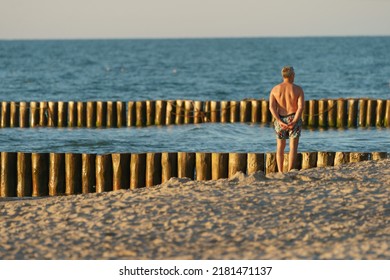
left=228, top=153, right=247, bottom=178
left=127, top=101, right=136, bottom=127
left=165, top=100, right=175, bottom=125
left=39, top=101, right=48, bottom=127
left=384, top=100, right=390, bottom=127
left=116, top=101, right=126, bottom=127
left=334, top=152, right=350, bottom=166
left=195, top=153, right=211, bottom=181
left=155, top=100, right=166, bottom=126
left=29, top=101, right=39, bottom=127
left=349, top=152, right=369, bottom=163
left=96, top=101, right=107, bottom=127
left=308, top=100, right=318, bottom=127
left=130, top=153, right=146, bottom=189
left=67, top=101, right=77, bottom=127
left=146, top=100, right=156, bottom=126
left=135, top=101, right=146, bottom=127
left=65, top=153, right=82, bottom=195
left=301, top=152, right=317, bottom=170
left=161, top=152, right=178, bottom=183
left=57, top=101, right=68, bottom=128
left=265, top=152, right=277, bottom=174
left=106, top=101, right=117, bottom=128
left=337, top=99, right=347, bottom=128
left=145, top=153, right=162, bottom=187
left=1, top=102, right=10, bottom=128
left=318, top=99, right=328, bottom=128
left=261, top=100, right=271, bottom=123
left=48, top=153, right=65, bottom=196
left=210, top=101, right=220, bottom=123
left=194, top=100, right=203, bottom=124
left=358, top=99, right=367, bottom=127
left=348, top=99, right=358, bottom=127
left=47, top=101, right=57, bottom=127
left=229, top=101, right=239, bottom=123
left=0, top=152, right=17, bottom=197
left=184, top=100, right=194, bottom=124
left=366, top=99, right=377, bottom=127
left=317, top=152, right=335, bottom=168
left=95, top=154, right=113, bottom=193
left=17, top=152, right=32, bottom=197
left=371, top=152, right=387, bottom=161
left=82, top=154, right=96, bottom=194
left=240, top=100, right=251, bottom=123
left=375, top=99, right=385, bottom=127
left=31, top=153, right=49, bottom=197
left=203, top=101, right=211, bottom=122
left=211, top=153, right=228, bottom=180
left=76, top=101, right=86, bottom=127
left=10, top=102, right=19, bottom=128
left=178, top=152, right=195, bottom=179
left=112, top=153, right=130, bottom=191
left=86, top=101, right=96, bottom=128
left=175, top=100, right=185, bottom=125
left=247, top=153, right=265, bottom=175
left=303, top=100, right=309, bottom=126
left=327, top=99, right=337, bottom=128
left=251, top=100, right=261, bottom=123
left=220, top=101, right=229, bottom=123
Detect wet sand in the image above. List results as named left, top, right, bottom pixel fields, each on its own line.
left=1, top=159, right=389, bottom=260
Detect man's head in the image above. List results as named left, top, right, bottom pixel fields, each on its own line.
left=281, top=66, right=295, bottom=81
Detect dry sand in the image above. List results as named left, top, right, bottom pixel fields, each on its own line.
left=1, top=159, right=389, bottom=260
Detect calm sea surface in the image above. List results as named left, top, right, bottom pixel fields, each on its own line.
left=0, top=37, right=389, bottom=153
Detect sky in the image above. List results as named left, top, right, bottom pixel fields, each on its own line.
left=0, top=0, right=389, bottom=39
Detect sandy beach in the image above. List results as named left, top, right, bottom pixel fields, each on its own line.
left=0, top=159, right=389, bottom=260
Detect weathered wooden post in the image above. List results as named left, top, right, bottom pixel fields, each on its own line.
left=1, top=102, right=10, bottom=128
left=155, top=100, right=166, bottom=126
left=371, top=152, right=387, bottom=161
left=177, top=152, right=195, bottom=179
left=184, top=100, right=194, bottom=124
left=375, top=99, right=385, bottom=127
left=29, top=101, right=39, bottom=127
left=65, top=153, right=82, bottom=195
left=228, top=153, right=247, bottom=178
left=366, top=99, right=377, bottom=127
left=175, top=100, right=185, bottom=125
left=77, top=101, right=86, bottom=127
left=327, top=99, right=337, bottom=128
left=86, top=101, right=96, bottom=128
left=358, top=99, right=367, bottom=127
left=334, top=152, right=350, bottom=166
left=130, top=153, right=146, bottom=189
left=317, top=152, right=335, bottom=168
left=220, top=101, right=229, bottom=123
left=106, top=101, right=117, bottom=128
left=136, top=101, right=147, bottom=127
left=161, top=152, right=178, bottom=183
left=347, top=99, right=358, bottom=127
left=247, top=153, right=265, bottom=175
left=17, top=152, right=32, bottom=197
left=112, top=153, right=130, bottom=191
left=384, top=100, right=390, bottom=127
left=96, top=101, right=107, bottom=127
left=165, top=100, right=175, bottom=125
left=146, top=100, right=156, bottom=126
left=145, top=153, right=162, bottom=187
left=195, top=152, right=211, bottom=181
left=47, top=101, right=57, bottom=127
left=0, top=152, right=17, bottom=197
left=229, top=101, right=240, bottom=123
left=127, top=101, right=136, bottom=127
left=303, top=100, right=309, bottom=126
left=116, top=101, right=126, bottom=127
left=251, top=100, right=261, bottom=123
left=48, top=153, right=65, bottom=196
left=308, top=99, right=318, bottom=127
left=39, top=101, right=48, bottom=127
left=95, top=154, right=113, bottom=193
left=301, top=152, right=317, bottom=170
left=265, top=152, right=277, bottom=174
left=210, top=101, right=220, bottom=123
left=194, top=101, right=203, bottom=124
left=318, top=99, right=328, bottom=128
left=337, top=99, right=347, bottom=128
left=211, top=153, right=228, bottom=180
left=67, top=101, right=77, bottom=127
left=82, top=154, right=96, bottom=194
left=57, top=101, right=68, bottom=128
left=261, top=100, right=271, bottom=123
left=31, top=153, right=49, bottom=197
left=349, top=152, right=369, bottom=163
left=203, top=101, right=211, bottom=122
left=10, top=102, right=19, bottom=128
left=240, top=100, right=251, bottom=123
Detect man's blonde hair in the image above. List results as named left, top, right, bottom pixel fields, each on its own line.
left=281, top=66, right=295, bottom=78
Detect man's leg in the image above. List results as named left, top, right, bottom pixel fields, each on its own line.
left=288, top=137, right=300, bottom=171
left=276, top=139, right=286, bottom=173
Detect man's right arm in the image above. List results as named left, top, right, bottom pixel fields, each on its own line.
left=290, top=88, right=305, bottom=125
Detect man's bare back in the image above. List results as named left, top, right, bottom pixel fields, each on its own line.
left=270, top=82, right=304, bottom=116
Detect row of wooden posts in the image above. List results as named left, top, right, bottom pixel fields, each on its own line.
left=0, top=151, right=387, bottom=197
left=0, top=98, right=389, bottom=128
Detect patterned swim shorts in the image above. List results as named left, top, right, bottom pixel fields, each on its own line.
left=274, top=113, right=302, bottom=140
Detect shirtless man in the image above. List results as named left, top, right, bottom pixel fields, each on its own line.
left=269, top=66, right=305, bottom=173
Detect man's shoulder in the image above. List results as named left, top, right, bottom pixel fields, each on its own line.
left=293, top=84, right=304, bottom=93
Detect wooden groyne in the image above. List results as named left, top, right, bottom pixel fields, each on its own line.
left=0, top=98, right=389, bottom=128
left=0, top=151, right=387, bottom=197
